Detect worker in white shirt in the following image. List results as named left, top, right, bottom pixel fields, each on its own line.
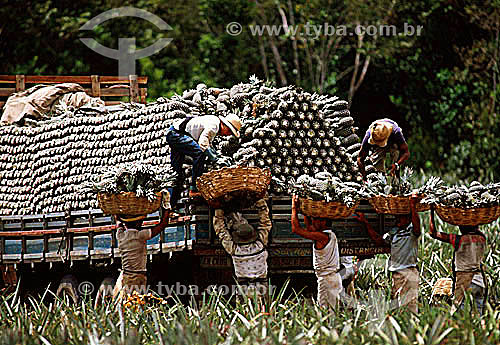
left=213, top=198, right=272, bottom=299
left=166, top=114, right=241, bottom=210
left=291, top=195, right=342, bottom=309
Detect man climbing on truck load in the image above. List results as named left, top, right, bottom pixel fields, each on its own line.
left=291, top=195, right=342, bottom=310
left=354, top=194, right=421, bottom=313
left=166, top=114, right=241, bottom=211
left=357, top=118, right=410, bottom=180
left=113, top=205, right=172, bottom=299
left=213, top=197, right=272, bottom=300
left=428, top=208, right=487, bottom=315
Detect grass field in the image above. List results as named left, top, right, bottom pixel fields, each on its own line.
left=0, top=215, right=498, bottom=345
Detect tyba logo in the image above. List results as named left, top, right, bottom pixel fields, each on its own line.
left=80, top=7, right=172, bottom=77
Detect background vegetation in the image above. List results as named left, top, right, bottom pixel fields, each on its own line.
left=0, top=0, right=498, bottom=180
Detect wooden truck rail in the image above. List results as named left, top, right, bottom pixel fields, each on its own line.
left=0, top=74, right=148, bottom=109
left=0, top=210, right=194, bottom=264
left=0, top=197, right=392, bottom=268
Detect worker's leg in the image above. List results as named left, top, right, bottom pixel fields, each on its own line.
left=167, top=129, right=208, bottom=203
left=469, top=282, right=485, bottom=315
left=169, top=150, right=185, bottom=208
left=391, top=267, right=419, bottom=313
left=113, top=271, right=124, bottom=301
left=317, top=273, right=342, bottom=310
left=166, top=129, right=206, bottom=192
left=453, top=272, right=475, bottom=310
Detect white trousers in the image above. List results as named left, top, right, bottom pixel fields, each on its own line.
left=317, top=273, right=342, bottom=309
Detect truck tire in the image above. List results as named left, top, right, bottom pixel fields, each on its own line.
left=56, top=274, right=79, bottom=304
left=94, top=277, right=116, bottom=308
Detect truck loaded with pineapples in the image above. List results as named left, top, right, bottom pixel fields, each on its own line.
left=0, top=76, right=498, bottom=303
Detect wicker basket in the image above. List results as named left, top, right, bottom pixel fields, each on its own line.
left=196, top=166, right=271, bottom=206
left=368, top=195, right=429, bottom=214
left=97, top=191, right=162, bottom=215
left=432, top=278, right=453, bottom=297
left=298, top=198, right=360, bottom=219
left=435, top=204, right=500, bottom=226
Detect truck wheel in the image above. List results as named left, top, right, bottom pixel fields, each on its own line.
left=56, top=274, right=79, bottom=304
left=94, top=277, right=116, bottom=308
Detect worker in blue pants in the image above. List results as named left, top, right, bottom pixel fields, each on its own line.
left=166, top=114, right=241, bottom=211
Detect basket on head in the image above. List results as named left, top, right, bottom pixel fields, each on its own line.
left=435, top=204, right=500, bottom=226
left=368, top=195, right=429, bottom=215
left=97, top=191, right=162, bottom=215
left=196, top=166, right=271, bottom=208
left=298, top=198, right=359, bottom=219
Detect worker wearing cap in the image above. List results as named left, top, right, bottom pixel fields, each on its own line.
left=213, top=198, right=272, bottom=299
left=357, top=118, right=410, bottom=179
left=113, top=203, right=172, bottom=299
left=166, top=114, right=241, bottom=210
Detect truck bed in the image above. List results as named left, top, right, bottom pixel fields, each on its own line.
left=0, top=209, right=194, bottom=264
left=0, top=197, right=392, bottom=269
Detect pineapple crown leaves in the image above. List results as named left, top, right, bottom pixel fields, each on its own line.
left=421, top=180, right=500, bottom=208
left=81, top=162, right=178, bottom=199
left=363, top=167, right=421, bottom=197
left=291, top=173, right=362, bottom=207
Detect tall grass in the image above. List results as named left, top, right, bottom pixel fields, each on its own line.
left=0, top=215, right=498, bottom=344
left=0, top=282, right=498, bottom=344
